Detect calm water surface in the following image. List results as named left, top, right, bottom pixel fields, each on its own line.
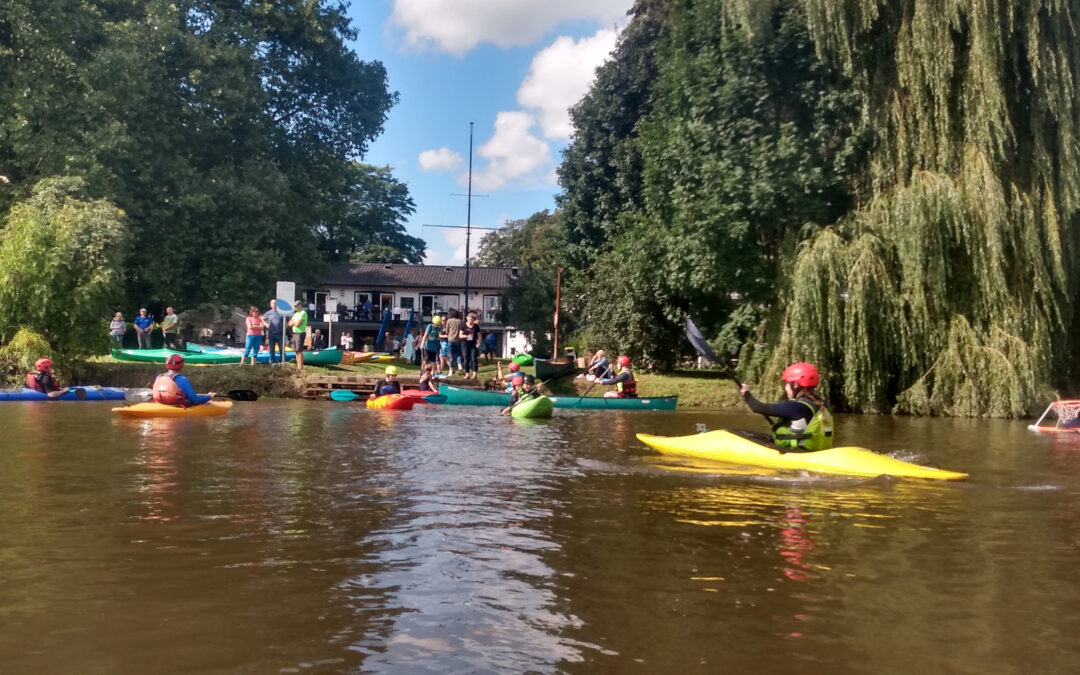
left=1, top=400, right=1078, bottom=673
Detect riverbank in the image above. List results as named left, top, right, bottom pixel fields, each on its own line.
left=67, top=357, right=744, bottom=408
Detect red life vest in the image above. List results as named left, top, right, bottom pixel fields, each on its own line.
left=617, top=369, right=637, bottom=398
left=26, top=372, right=45, bottom=392
left=153, top=372, right=186, bottom=406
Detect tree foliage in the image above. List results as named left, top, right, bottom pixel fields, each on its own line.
left=0, top=0, right=409, bottom=312
left=0, top=177, right=128, bottom=355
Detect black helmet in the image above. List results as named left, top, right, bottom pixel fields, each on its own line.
left=522, top=374, right=535, bottom=385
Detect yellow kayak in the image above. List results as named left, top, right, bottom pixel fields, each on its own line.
left=636, top=429, right=968, bottom=481
left=112, top=400, right=233, bottom=418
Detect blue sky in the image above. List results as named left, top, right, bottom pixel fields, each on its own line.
left=343, top=0, right=633, bottom=265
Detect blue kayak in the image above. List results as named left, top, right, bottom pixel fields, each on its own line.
left=0, top=387, right=128, bottom=401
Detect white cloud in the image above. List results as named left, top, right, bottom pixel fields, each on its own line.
left=468, top=111, right=551, bottom=192
left=418, top=147, right=463, bottom=172
left=391, top=0, right=630, bottom=57
left=517, top=29, right=619, bottom=140
left=422, top=226, right=495, bottom=265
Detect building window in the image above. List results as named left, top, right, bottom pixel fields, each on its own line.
left=400, top=297, right=414, bottom=309
left=483, top=295, right=502, bottom=324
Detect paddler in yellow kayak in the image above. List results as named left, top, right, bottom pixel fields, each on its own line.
left=153, top=354, right=216, bottom=408
left=739, top=362, right=834, bottom=451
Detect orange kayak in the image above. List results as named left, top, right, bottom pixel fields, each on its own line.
left=366, top=394, right=415, bottom=410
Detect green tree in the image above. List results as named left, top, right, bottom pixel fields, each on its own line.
left=321, top=164, right=424, bottom=264
left=0, top=0, right=402, bottom=308
left=0, top=177, right=128, bottom=354
left=755, top=0, right=1080, bottom=416
left=476, top=211, right=565, bottom=357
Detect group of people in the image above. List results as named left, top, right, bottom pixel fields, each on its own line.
left=415, top=309, right=485, bottom=380
left=109, top=307, right=181, bottom=349
left=242, top=299, right=312, bottom=368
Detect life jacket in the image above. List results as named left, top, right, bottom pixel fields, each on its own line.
left=772, top=397, right=834, bottom=451
left=418, top=375, right=434, bottom=392
left=153, top=371, right=186, bottom=407
left=26, top=372, right=50, bottom=393
left=425, top=324, right=440, bottom=344
left=374, top=379, right=401, bottom=396
left=616, top=368, right=637, bottom=398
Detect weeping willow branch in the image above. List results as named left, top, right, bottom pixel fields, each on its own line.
left=761, top=0, right=1080, bottom=417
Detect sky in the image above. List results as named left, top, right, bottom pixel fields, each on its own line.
left=344, top=0, right=635, bottom=266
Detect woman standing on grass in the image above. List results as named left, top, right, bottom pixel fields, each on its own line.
left=242, top=306, right=267, bottom=365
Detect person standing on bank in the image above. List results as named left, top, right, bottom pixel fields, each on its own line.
left=262, top=300, right=285, bottom=364
left=133, top=308, right=153, bottom=349
left=161, top=306, right=180, bottom=349
left=242, top=306, right=266, bottom=365
left=739, top=362, right=834, bottom=452
left=109, top=312, right=126, bottom=346
left=443, top=309, right=464, bottom=377
left=288, top=300, right=308, bottom=370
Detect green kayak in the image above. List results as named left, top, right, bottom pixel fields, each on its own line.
left=510, top=394, right=553, bottom=419
left=443, top=385, right=677, bottom=411
left=110, top=348, right=241, bottom=365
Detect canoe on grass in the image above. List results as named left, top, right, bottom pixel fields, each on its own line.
left=636, top=429, right=969, bottom=481
left=534, top=357, right=577, bottom=381
left=188, top=344, right=342, bottom=366
left=0, top=387, right=128, bottom=401
left=441, top=385, right=677, bottom=411
left=111, top=348, right=241, bottom=365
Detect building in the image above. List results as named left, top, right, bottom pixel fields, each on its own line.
left=300, top=263, right=531, bottom=356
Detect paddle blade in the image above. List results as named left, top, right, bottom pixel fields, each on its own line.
left=224, top=389, right=258, bottom=402
left=74, top=387, right=87, bottom=400
left=684, top=317, right=719, bottom=362
left=417, top=394, right=447, bottom=404
left=330, top=390, right=360, bottom=402
left=124, top=388, right=153, bottom=402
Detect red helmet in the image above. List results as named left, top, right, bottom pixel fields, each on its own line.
left=165, top=354, right=185, bottom=370
left=35, top=358, right=52, bottom=372
left=511, top=376, right=524, bottom=386
left=617, top=355, right=631, bottom=368
left=509, top=362, right=520, bottom=372
left=781, top=362, right=819, bottom=388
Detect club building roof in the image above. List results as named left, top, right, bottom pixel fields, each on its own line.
left=323, top=263, right=521, bottom=291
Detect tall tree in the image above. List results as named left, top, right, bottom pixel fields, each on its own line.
left=759, top=0, right=1080, bottom=415
left=0, top=177, right=128, bottom=354
left=0, top=0, right=403, bottom=309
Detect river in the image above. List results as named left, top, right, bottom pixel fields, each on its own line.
left=1, top=400, right=1078, bottom=673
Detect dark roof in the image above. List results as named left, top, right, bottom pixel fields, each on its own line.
left=324, top=263, right=520, bottom=290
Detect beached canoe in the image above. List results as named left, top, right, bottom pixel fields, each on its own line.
left=441, top=385, right=677, bottom=410
left=111, top=348, right=241, bottom=365
left=636, top=429, right=969, bottom=481
left=534, top=357, right=577, bottom=381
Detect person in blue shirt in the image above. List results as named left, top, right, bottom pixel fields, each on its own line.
left=153, top=354, right=215, bottom=407
left=262, top=300, right=285, bottom=364
left=133, top=307, right=154, bottom=349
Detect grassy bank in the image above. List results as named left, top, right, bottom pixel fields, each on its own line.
left=68, top=357, right=745, bottom=409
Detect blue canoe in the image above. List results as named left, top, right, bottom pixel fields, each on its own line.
left=0, top=387, right=128, bottom=401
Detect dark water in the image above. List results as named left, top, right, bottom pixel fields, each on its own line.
left=1, top=400, right=1079, bottom=673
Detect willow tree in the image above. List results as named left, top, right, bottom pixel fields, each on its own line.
left=756, top=0, right=1080, bottom=416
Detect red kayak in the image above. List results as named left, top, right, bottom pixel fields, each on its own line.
left=402, top=389, right=440, bottom=399
left=366, top=394, right=416, bottom=410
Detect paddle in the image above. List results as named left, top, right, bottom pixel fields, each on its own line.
left=330, top=390, right=361, bottom=401
left=684, top=316, right=772, bottom=425
left=124, top=388, right=257, bottom=402
left=502, top=378, right=552, bottom=416
left=574, top=379, right=600, bottom=405
left=330, top=390, right=447, bottom=404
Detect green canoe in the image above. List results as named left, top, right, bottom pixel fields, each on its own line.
left=510, top=394, right=553, bottom=419
left=512, top=353, right=534, bottom=366
left=442, top=385, right=677, bottom=411
left=110, top=348, right=241, bottom=365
